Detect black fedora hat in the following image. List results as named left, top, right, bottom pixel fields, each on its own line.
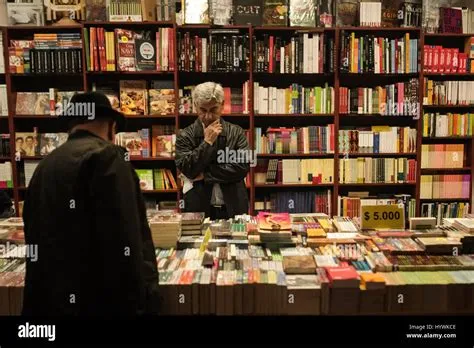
left=58, top=91, right=125, bottom=131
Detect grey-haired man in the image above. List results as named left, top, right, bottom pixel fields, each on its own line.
left=175, top=82, right=250, bottom=219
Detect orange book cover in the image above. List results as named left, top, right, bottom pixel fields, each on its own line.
left=257, top=212, right=291, bottom=231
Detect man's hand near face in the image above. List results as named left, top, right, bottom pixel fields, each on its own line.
left=204, top=119, right=223, bottom=145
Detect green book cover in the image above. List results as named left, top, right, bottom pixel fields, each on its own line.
left=135, top=169, right=154, bottom=190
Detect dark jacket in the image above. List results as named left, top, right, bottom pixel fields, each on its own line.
left=22, top=130, right=160, bottom=316
left=175, top=119, right=250, bottom=217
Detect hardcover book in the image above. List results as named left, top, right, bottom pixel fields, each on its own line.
left=283, top=255, right=317, bottom=274
left=257, top=212, right=291, bottom=231
left=210, top=0, right=232, bottom=25
left=289, top=0, right=316, bottom=26
left=135, top=34, right=156, bottom=71
left=233, top=0, right=264, bottom=26
left=184, top=0, right=209, bottom=24
left=86, top=0, right=107, bottom=21
left=263, top=0, right=288, bottom=26
left=136, top=169, right=154, bottom=190
left=119, top=80, right=147, bottom=116
left=115, top=29, right=137, bottom=72
left=336, top=0, right=358, bottom=26
left=317, top=0, right=335, bottom=27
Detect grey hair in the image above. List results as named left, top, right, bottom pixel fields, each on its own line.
left=192, top=82, right=224, bottom=107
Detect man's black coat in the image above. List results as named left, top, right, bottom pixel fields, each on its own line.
left=22, top=130, right=160, bottom=316
left=175, top=119, right=250, bottom=217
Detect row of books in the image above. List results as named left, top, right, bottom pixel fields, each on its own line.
left=84, top=0, right=175, bottom=22
left=421, top=144, right=465, bottom=169
left=339, top=79, right=419, bottom=116
left=254, top=190, right=332, bottom=215
left=339, top=158, right=417, bottom=184
left=254, top=158, right=334, bottom=185
left=422, top=113, right=474, bottom=137
left=179, top=83, right=249, bottom=114
left=421, top=202, right=471, bottom=226
left=100, top=80, right=175, bottom=116
left=177, top=30, right=250, bottom=72
left=85, top=28, right=175, bottom=72
left=114, top=125, right=175, bottom=158
left=420, top=175, right=471, bottom=199
left=15, top=131, right=68, bottom=157
left=253, top=83, right=334, bottom=115
left=423, top=42, right=474, bottom=74
left=8, top=33, right=82, bottom=74
left=17, top=161, right=38, bottom=187
left=135, top=168, right=177, bottom=191
left=338, top=127, right=417, bottom=154
left=253, top=33, right=334, bottom=73
left=340, top=33, right=419, bottom=74
left=337, top=196, right=416, bottom=219
left=254, top=126, right=335, bottom=155
left=15, top=91, right=77, bottom=116
left=423, top=80, right=474, bottom=106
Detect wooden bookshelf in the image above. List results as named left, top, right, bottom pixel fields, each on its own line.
left=2, top=23, right=473, bottom=217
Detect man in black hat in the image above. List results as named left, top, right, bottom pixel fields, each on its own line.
left=22, top=92, right=160, bottom=316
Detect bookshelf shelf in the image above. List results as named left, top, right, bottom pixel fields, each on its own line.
left=18, top=156, right=43, bottom=160
left=423, top=105, right=474, bottom=109
left=177, top=25, right=250, bottom=30
left=253, top=72, right=333, bottom=77
left=338, top=152, right=417, bottom=157
left=130, top=157, right=175, bottom=161
left=339, top=183, right=417, bottom=187
left=142, top=189, right=178, bottom=193
left=257, top=153, right=334, bottom=158
left=253, top=26, right=330, bottom=32
left=422, top=136, right=473, bottom=141
left=254, top=113, right=334, bottom=117
left=10, top=73, right=83, bottom=77
left=124, top=115, right=176, bottom=119
left=86, top=71, right=173, bottom=75
left=424, top=33, right=474, bottom=37
left=340, top=73, right=419, bottom=77
left=0, top=157, right=10, bottom=160
left=254, top=183, right=333, bottom=188
left=83, top=21, right=174, bottom=26
left=338, top=26, right=421, bottom=32
left=14, top=115, right=58, bottom=119
left=340, top=114, right=417, bottom=118
left=421, top=167, right=471, bottom=172
left=7, top=25, right=82, bottom=30
left=423, top=73, right=474, bottom=77
left=179, top=113, right=249, bottom=118
left=420, top=198, right=471, bottom=202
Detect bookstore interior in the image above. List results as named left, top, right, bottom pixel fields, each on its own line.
left=0, top=0, right=474, bottom=319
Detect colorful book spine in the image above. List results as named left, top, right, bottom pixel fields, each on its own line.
left=420, top=175, right=471, bottom=199
left=339, top=158, right=417, bottom=183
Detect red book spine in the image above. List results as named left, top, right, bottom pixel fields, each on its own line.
left=195, top=35, right=200, bottom=72
left=452, top=49, right=459, bottom=73
left=439, top=48, right=445, bottom=73
left=423, top=45, right=428, bottom=72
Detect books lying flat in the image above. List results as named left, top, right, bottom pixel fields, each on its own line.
left=283, top=255, right=317, bottom=274
left=257, top=212, right=291, bottom=231
left=416, top=237, right=462, bottom=254
left=453, top=219, right=474, bottom=233
left=181, top=212, right=205, bottom=225
left=325, top=266, right=360, bottom=288
left=148, top=212, right=181, bottom=248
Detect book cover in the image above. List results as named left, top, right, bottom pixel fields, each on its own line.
left=336, top=0, right=358, bottom=26
left=263, top=0, right=288, bottom=26
left=119, top=80, right=147, bottom=115
left=257, top=212, right=291, bottom=231
left=7, top=3, right=44, bottom=26
left=289, top=0, right=316, bottom=26
left=233, top=0, right=264, bottom=26
left=317, top=0, right=335, bottom=27
left=152, top=134, right=175, bottom=157
left=184, top=0, right=209, bottom=24
left=149, top=89, right=175, bottom=115
left=210, top=0, right=233, bottom=25
left=39, top=133, right=59, bottom=156
left=86, top=0, right=107, bottom=21
left=135, top=169, right=154, bottom=190
left=135, top=33, right=156, bottom=71
left=121, top=132, right=143, bottom=156
left=115, top=29, right=136, bottom=72
left=15, top=93, right=36, bottom=115
left=283, top=255, right=317, bottom=274
left=15, top=132, right=37, bottom=157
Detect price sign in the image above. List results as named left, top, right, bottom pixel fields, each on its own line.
left=360, top=205, right=405, bottom=230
